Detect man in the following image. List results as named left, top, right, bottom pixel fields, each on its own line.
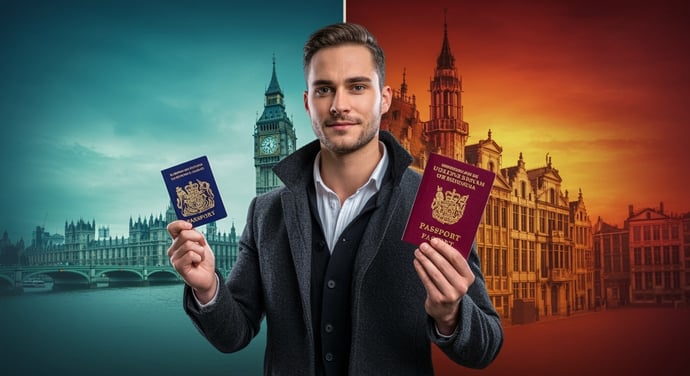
left=167, top=22, right=503, bottom=375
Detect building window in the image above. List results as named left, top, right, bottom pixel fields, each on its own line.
left=671, top=224, right=679, bottom=239
left=501, top=204, right=507, bottom=227
left=634, top=248, right=642, bottom=265
left=512, top=204, right=519, bottom=230
left=539, top=210, right=546, bottom=233
left=521, top=240, right=528, bottom=271
left=513, top=240, right=519, bottom=272
left=485, top=198, right=492, bottom=224
left=529, top=242, right=536, bottom=272
left=495, top=202, right=500, bottom=226
left=645, top=272, right=653, bottom=289
left=502, top=248, right=508, bottom=275
left=663, top=246, right=670, bottom=265
left=672, top=246, right=680, bottom=265
left=654, top=247, right=661, bottom=265
left=494, top=248, right=501, bottom=276
left=528, top=208, right=535, bottom=232
left=486, top=247, right=493, bottom=277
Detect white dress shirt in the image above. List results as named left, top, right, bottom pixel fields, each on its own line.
left=313, top=143, right=389, bottom=253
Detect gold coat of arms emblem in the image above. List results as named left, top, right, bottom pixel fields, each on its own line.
left=431, top=186, right=468, bottom=225
left=175, top=179, right=215, bottom=217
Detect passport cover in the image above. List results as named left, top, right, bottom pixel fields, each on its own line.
left=402, top=153, right=495, bottom=259
left=161, top=156, right=227, bottom=227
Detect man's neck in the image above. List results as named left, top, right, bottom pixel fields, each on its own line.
left=318, top=139, right=383, bottom=204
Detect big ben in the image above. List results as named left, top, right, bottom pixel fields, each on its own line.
left=254, top=57, right=297, bottom=195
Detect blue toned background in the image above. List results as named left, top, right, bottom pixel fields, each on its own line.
left=0, top=0, right=341, bottom=242
left=1, top=285, right=267, bottom=375
left=0, top=0, right=341, bottom=374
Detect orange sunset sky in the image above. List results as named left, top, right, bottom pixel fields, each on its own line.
left=347, top=0, right=690, bottom=226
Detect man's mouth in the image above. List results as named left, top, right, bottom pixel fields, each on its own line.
left=326, top=117, right=359, bottom=128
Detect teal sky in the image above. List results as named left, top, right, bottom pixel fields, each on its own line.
left=1, top=0, right=343, bottom=242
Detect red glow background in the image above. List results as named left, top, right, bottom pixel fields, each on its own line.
left=346, top=0, right=690, bottom=226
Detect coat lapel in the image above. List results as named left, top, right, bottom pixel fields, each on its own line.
left=280, top=190, right=313, bottom=325
left=352, top=183, right=403, bottom=293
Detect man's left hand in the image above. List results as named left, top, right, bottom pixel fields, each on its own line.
left=413, top=237, right=475, bottom=336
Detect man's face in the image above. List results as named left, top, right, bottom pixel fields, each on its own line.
left=304, top=44, right=391, bottom=155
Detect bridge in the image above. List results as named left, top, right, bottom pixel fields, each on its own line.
left=0, top=264, right=191, bottom=293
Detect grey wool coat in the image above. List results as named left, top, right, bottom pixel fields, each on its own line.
left=183, top=131, right=503, bottom=375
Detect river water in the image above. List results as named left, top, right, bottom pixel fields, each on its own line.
left=0, top=284, right=266, bottom=376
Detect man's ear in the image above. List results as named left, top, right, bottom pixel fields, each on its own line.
left=380, top=85, right=392, bottom=114
left=303, top=90, right=310, bottom=114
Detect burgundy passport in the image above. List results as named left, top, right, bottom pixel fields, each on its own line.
left=402, top=153, right=495, bottom=259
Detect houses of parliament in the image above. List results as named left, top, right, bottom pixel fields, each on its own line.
left=5, top=19, right=689, bottom=323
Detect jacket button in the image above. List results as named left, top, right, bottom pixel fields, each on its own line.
left=325, top=353, right=334, bottom=362
left=325, top=323, right=333, bottom=333
left=327, top=280, right=336, bottom=289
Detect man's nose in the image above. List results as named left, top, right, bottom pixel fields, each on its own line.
left=330, top=90, right=350, bottom=115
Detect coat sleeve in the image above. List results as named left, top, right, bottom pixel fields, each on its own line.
left=182, top=197, right=265, bottom=353
left=426, top=241, right=504, bottom=368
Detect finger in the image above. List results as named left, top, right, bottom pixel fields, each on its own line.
left=413, top=258, right=442, bottom=298
left=418, top=242, right=475, bottom=298
left=414, top=256, right=457, bottom=308
left=170, top=246, right=204, bottom=270
left=167, top=220, right=193, bottom=239
left=167, top=228, right=207, bottom=256
left=429, top=238, right=473, bottom=278
left=415, top=247, right=455, bottom=295
left=172, top=238, right=207, bottom=260
left=418, top=241, right=461, bottom=284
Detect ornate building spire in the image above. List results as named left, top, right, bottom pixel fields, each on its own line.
left=425, top=10, right=468, bottom=161
left=437, top=9, right=456, bottom=69
left=265, top=54, right=283, bottom=97
left=400, top=67, right=408, bottom=98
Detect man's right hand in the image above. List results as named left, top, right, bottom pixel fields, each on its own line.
left=167, top=220, right=217, bottom=304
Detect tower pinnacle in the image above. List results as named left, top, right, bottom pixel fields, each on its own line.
left=437, top=9, right=456, bottom=69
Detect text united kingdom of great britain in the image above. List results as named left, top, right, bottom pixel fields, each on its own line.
left=403, top=153, right=495, bottom=259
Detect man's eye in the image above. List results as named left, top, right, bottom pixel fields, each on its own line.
left=315, top=87, right=332, bottom=95
left=352, top=84, right=366, bottom=91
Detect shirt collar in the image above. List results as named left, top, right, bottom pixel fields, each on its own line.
left=313, top=142, right=389, bottom=194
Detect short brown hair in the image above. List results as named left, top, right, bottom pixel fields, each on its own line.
left=303, top=23, right=386, bottom=88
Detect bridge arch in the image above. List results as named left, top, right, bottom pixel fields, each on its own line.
left=43, top=269, right=91, bottom=288
left=0, top=274, right=13, bottom=288
left=98, top=268, right=144, bottom=279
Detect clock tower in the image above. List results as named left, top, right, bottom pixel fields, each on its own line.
left=254, top=56, right=297, bottom=195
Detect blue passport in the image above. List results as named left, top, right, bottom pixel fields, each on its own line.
left=161, top=156, right=227, bottom=227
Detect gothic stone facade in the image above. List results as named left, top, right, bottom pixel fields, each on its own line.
left=382, top=20, right=595, bottom=321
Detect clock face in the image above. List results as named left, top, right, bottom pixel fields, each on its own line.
left=260, top=135, right=278, bottom=155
